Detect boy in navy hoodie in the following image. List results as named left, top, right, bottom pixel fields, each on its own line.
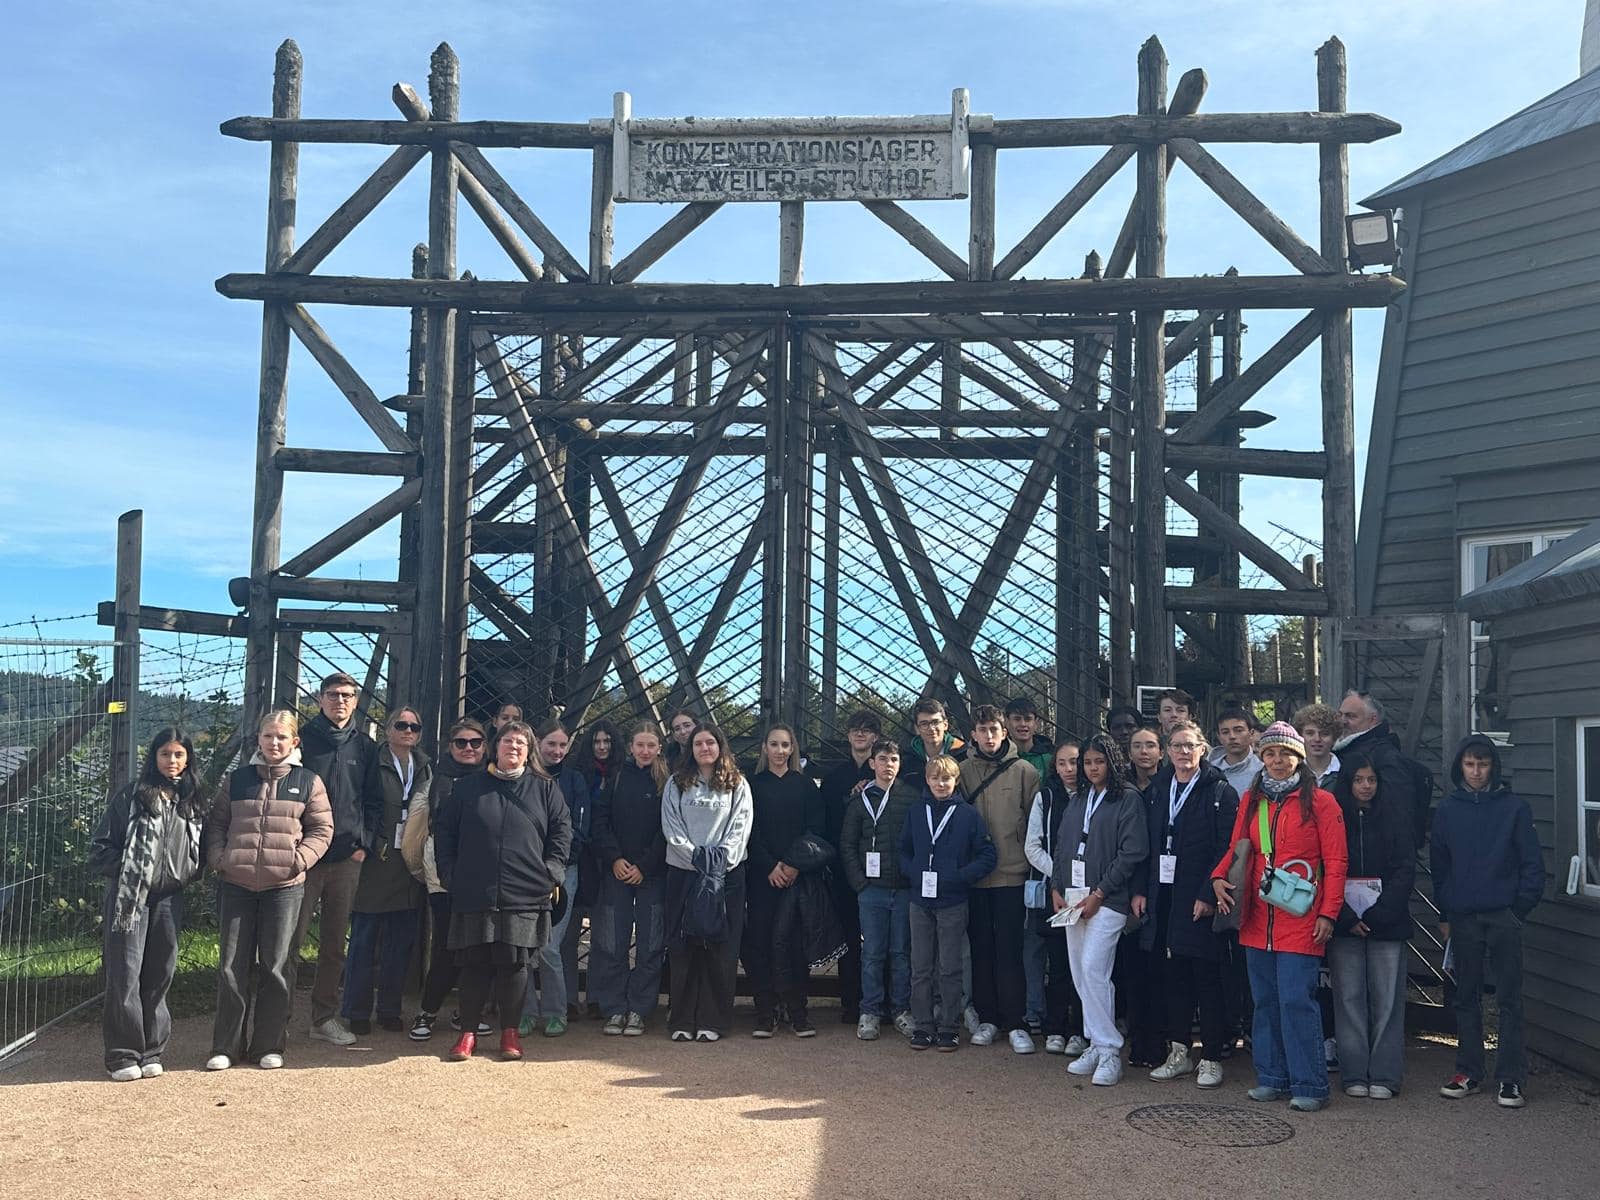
left=1431, top=734, right=1543, bottom=1108
left=898, top=755, right=996, bottom=1051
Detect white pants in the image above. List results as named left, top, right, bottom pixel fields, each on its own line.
left=1064, top=906, right=1125, bottom=1051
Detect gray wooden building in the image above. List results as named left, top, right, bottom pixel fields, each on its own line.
left=1355, top=67, right=1600, bottom=1076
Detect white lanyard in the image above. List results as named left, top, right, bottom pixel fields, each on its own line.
left=925, top=802, right=956, bottom=867
left=862, top=785, right=890, bottom=847
left=1077, top=788, right=1106, bottom=856
left=391, top=752, right=415, bottom=808
left=1168, top=773, right=1199, bottom=828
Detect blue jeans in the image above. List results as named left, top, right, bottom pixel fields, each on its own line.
left=589, top=871, right=668, bottom=1017
left=858, top=886, right=911, bottom=1018
left=1023, top=918, right=1048, bottom=1026
left=529, top=862, right=581, bottom=1020
left=1246, top=947, right=1329, bottom=1100
left=342, top=909, right=418, bottom=1022
left=1327, top=936, right=1407, bottom=1091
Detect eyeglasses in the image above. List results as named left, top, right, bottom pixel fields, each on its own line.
left=1169, top=741, right=1202, bottom=752
left=915, top=718, right=945, bottom=729
left=392, top=721, right=422, bottom=733
left=324, top=691, right=358, bottom=702
left=450, top=737, right=485, bottom=749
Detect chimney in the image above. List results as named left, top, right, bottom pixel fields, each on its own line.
left=1586, top=0, right=1600, bottom=76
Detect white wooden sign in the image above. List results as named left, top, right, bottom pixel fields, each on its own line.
left=603, top=90, right=972, bottom=203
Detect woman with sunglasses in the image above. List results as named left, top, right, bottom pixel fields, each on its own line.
left=402, top=717, right=486, bottom=1041
left=1133, top=719, right=1239, bottom=1089
left=341, top=708, right=431, bottom=1035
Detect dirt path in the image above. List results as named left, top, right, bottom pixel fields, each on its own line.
left=3, top=1005, right=1595, bottom=1200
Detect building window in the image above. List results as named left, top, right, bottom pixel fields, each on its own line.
left=1580, top=721, right=1600, bottom=900
left=1461, top=530, right=1574, bottom=738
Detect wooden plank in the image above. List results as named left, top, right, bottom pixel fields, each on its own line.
left=269, top=576, right=413, bottom=606
left=97, top=602, right=248, bottom=638
left=284, top=305, right=417, bottom=452
left=684, top=495, right=770, bottom=673
left=1166, top=586, right=1331, bottom=616
left=1331, top=614, right=1447, bottom=641
left=109, top=510, right=142, bottom=792
left=984, top=110, right=1400, bottom=148
left=277, top=478, right=423, bottom=578
left=215, top=272, right=1406, bottom=312
left=611, top=202, right=723, bottom=283
left=1163, top=471, right=1321, bottom=592
left=1164, top=444, right=1328, bottom=479
left=278, top=607, right=410, bottom=634
left=220, top=115, right=597, bottom=147
left=861, top=200, right=968, bottom=280
left=589, top=135, right=614, bottom=284
left=993, top=147, right=1134, bottom=281
left=779, top=201, right=805, bottom=285
left=1401, top=636, right=1442, bottom=757
left=1169, top=137, right=1332, bottom=273
left=1170, top=310, right=1323, bottom=445
left=274, top=447, right=420, bottom=476
left=1108, top=319, right=1134, bottom=703
left=273, top=629, right=301, bottom=706
left=968, top=141, right=996, bottom=280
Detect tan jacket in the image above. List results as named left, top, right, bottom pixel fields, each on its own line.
left=958, top=743, right=1040, bottom=889
left=205, top=749, right=334, bottom=892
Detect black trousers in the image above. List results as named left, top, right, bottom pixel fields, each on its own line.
left=419, top=891, right=459, bottom=1015
left=1039, top=922, right=1084, bottom=1038
left=967, top=885, right=1026, bottom=1033
left=744, top=877, right=807, bottom=1020
left=1161, top=951, right=1226, bottom=1061
left=667, top=863, right=747, bottom=1035
left=102, top=888, right=184, bottom=1072
left=456, top=945, right=530, bottom=1035
left=830, top=872, right=862, bottom=1017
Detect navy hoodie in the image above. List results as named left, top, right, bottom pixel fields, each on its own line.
left=1429, top=735, right=1543, bottom=921
left=896, top=788, right=997, bottom=909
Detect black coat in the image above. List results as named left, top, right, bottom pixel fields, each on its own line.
left=434, top=769, right=572, bottom=915
left=590, top=760, right=668, bottom=881
left=1137, top=761, right=1239, bottom=962
left=299, top=714, right=383, bottom=863
left=1335, top=792, right=1416, bottom=941
left=1339, top=722, right=1426, bottom=847
left=772, top=871, right=848, bottom=986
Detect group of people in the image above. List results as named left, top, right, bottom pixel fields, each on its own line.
left=89, top=677, right=1544, bottom=1112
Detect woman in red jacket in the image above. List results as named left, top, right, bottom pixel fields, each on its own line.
left=1212, top=722, right=1347, bottom=1111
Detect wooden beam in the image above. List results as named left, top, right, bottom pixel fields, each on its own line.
left=277, top=478, right=422, bottom=578
left=1168, top=137, right=1332, bottom=274
left=590, top=127, right=615, bottom=284
left=684, top=495, right=770, bottom=675
left=1332, top=614, right=1445, bottom=641
left=1164, top=444, right=1328, bottom=479
left=1169, top=310, right=1322, bottom=445
left=1163, top=470, right=1319, bottom=593
left=282, top=145, right=428, bottom=274
left=269, top=576, right=413, bottom=606
left=450, top=142, right=589, bottom=281
left=1165, top=586, right=1331, bottom=616
left=1104, top=69, right=1208, bottom=281
left=109, top=510, right=142, bottom=792
left=985, top=110, right=1401, bottom=148
left=274, top=447, right=420, bottom=476
left=968, top=141, right=996, bottom=280
left=1164, top=307, right=1224, bottom=368
left=215, top=272, right=1406, bottom=313
left=993, top=147, right=1133, bottom=281
left=97, top=602, right=248, bottom=638
left=274, top=629, right=302, bottom=706
left=0, top=682, right=113, bottom=809
left=284, top=305, right=417, bottom=452
left=1108, top=318, right=1134, bottom=704
left=779, top=201, right=805, bottom=285
left=278, top=607, right=411, bottom=634
left=861, top=200, right=968, bottom=280
left=612, top=202, right=723, bottom=283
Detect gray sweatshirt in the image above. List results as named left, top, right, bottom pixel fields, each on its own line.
left=662, top=774, right=753, bottom=870
left=1050, top=785, right=1150, bottom=915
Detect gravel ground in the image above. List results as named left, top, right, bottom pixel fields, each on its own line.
left=2, top=1005, right=1596, bottom=1200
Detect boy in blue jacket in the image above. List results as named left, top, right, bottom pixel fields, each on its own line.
left=1431, top=734, right=1543, bottom=1108
left=898, top=755, right=997, bottom=1051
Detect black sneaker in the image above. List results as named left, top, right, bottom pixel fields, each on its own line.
left=910, top=1031, right=933, bottom=1051
left=409, top=1013, right=435, bottom=1041
left=349, top=1018, right=372, bottom=1036
left=935, top=1032, right=959, bottom=1052
left=1439, top=1073, right=1481, bottom=1099
left=751, top=1014, right=778, bottom=1039
left=1497, top=1081, right=1526, bottom=1109
left=791, top=1015, right=817, bottom=1039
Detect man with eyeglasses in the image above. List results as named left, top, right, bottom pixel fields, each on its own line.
left=900, top=698, right=967, bottom=777
left=292, top=671, right=385, bottom=1047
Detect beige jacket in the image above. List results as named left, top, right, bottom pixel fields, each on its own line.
left=957, top=743, right=1040, bottom=889
left=205, top=749, right=333, bottom=892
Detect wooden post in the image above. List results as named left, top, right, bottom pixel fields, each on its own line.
left=110, top=510, right=143, bottom=793
left=761, top=332, right=788, bottom=725
left=779, top=201, right=804, bottom=285
left=275, top=629, right=303, bottom=707
left=1060, top=255, right=1102, bottom=730
left=244, top=40, right=300, bottom=736
left=1440, top=612, right=1470, bottom=777
left=1108, top=313, right=1134, bottom=704
left=391, top=242, right=427, bottom=707
left=410, top=43, right=459, bottom=743
left=1219, top=305, right=1250, bottom=684
left=1133, top=37, right=1173, bottom=688
left=1318, top=37, right=1356, bottom=703
left=780, top=324, right=812, bottom=728
left=968, top=141, right=996, bottom=280
left=1303, top=554, right=1321, bottom=701
left=820, top=425, right=841, bottom=737
left=590, top=117, right=615, bottom=284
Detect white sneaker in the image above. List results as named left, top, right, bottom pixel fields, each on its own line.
left=140, top=1063, right=163, bottom=1078
left=309, top=1018, right=356, bottom=1047
left=205, top=1054, right=232, bottom=1071
left=1092, top=1050, right=1124, bottom=1086
left=1009, top=1029, right=1037, bottom=1055
left=109, top=1065, right=141, bottom=1083
left=1067, top=1046, right=1102, bottom=1076
left=1150, top=1041, right=1195, bottom=1081
left=1044, top=1034, right=1067, bottom=1055
left=1196, top=1059, right=1224, bottom=1089
left=963, top=1005, right=982, bottom=1037
left=695, top=1029, right=720, bottom=1042
left=893, top=1011, right=916, bottom=1039
left=857, top=1014, right=881, bottom=1041
left=1063, top=1034, right=1090, bottom=1057
left=623, top=1012, right=646, bottom=1037
left=1368, top=1084, right=1394, bottom=1100
left=258, top=1053, right=284, bottom=1070
left=970, top=1022, right=999, bottom=1046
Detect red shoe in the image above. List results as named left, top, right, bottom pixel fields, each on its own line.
left=448, top=1032, right=475, bottom=1061
left=499, top=1029, right=524, bottom=1061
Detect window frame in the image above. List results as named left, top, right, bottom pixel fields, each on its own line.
left=1576, top=718, right=1600, bottom=901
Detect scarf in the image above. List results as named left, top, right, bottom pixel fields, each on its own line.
left=489, top=763, right=526, bottom=780
left=1260, top=773, right=1298, bottom=802
left=111, top=784, right=199, bottom=933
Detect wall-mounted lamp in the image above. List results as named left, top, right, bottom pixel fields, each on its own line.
left=1346, top=210, right=1397, bottom=270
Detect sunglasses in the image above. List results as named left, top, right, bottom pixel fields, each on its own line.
left=392, top=721, right=422, bottom=733
left=451, top=736, right=485, bottom=749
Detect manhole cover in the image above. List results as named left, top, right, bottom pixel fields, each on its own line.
left=1126, top=1103, right=1294, bottom=1148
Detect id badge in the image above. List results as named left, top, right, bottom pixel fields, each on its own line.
left=395, top=822, right=407, bottom=849
left=865, top=851, right=881, bottom=879
left=1158, top=854, right=1178, bottom=885
left=921, top=870, right=939, bottom=899
left=1070, top=859, right=1087, bottom=889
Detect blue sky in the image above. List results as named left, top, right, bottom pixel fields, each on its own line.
left=0, top=0, right=1585, bottom=648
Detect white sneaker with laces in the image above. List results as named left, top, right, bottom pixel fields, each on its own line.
left=1196, top=1059, right=1224, bottom=1089
left=140, top=1062, right=163, bottom=1078
left=695, top=1029, right=720, bottom=1042
left=893, top=1011, right=916, bottom=1039
left=857, top=1014, right=881, bottom=1041
left=1044, top=1034, right=1067, bottom=1055
left=970, top=1022, right=999, bottom=1046
left=258, top=1053, right=284, bottom=1070
left=309, top=1018, right=356, bottom=1047
left=623, top=1012, right=646, bottom=1037
left=204, top=1054, right=231, bottom=1071
left=1009, top=1028, right=1037, bottom=1055
left=1368, top=1084, right=1394, bottom=1100
left=963, top=1005, right=982, bottom=1037
left=109, top=1065, right=141, bottom=1082
left=1092, top=1050, right=1124, bottom=1086
left=1149, top=1041, right=1194, bottom=1081
left=1067, top=1045, right=1102, bottom=1076
left=1063, top=1034, right=1090, bottom=1057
